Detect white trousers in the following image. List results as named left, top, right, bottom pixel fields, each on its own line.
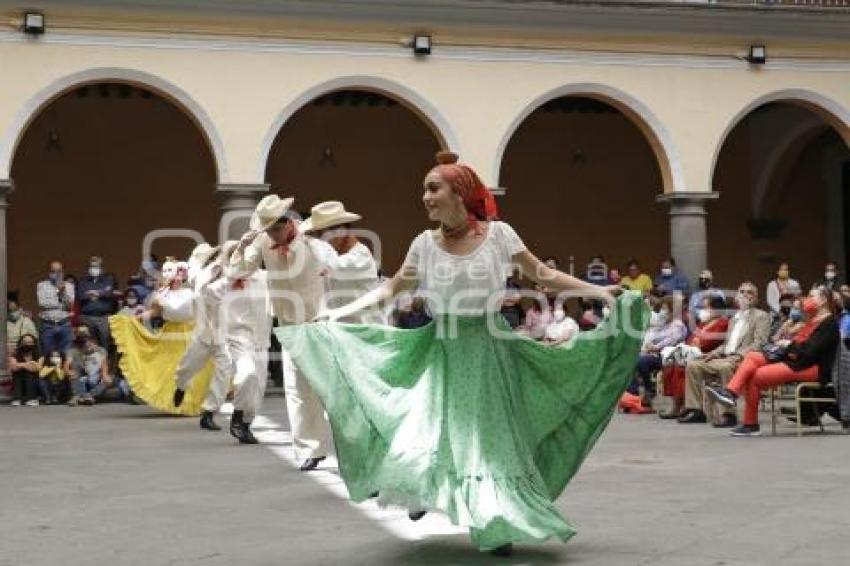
left=175, top=336, right=232, bottom=413
left=282, top=347, right=331, bottom=460
left=228, top=337, right=268, bottom=422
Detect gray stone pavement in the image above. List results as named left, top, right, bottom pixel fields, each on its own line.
left=1, top=399, right=848, bottom=566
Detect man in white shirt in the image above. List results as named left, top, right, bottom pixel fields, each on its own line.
left=172, top=243, right=233, bottom=432
left=680, top=282, right=771, bottom=427
left=229, top=195, right=334, bottom=471
left=300, top=201, right=382, bottom=325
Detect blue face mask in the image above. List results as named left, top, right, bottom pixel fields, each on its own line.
left=789, top=309, right=803, bottom=323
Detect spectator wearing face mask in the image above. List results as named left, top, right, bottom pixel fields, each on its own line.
left=6, top=291, right=37, bottom=351
left=543, top=304, right=580, bottom=346
left=36, top=260, right=75, bottom=355
left=812, top=262, right=841, bottom=293
left=688, top=269, right=722, bottom=319
left=38, top=350, right=69, bottom=404
left=584, top=255, right=611, bottom=286
left=8, top=334, right=42, bottom=406
left=707, top=286, right=839, bottom=437
left=66, top=327, right=112, bottom=406
left=621, top=260, right=653, bottom=295
left=77, top=256, right=117, bottom=355
left=626, top=295, right=688, bottom=411
left=766, top=262, right=801, bottom=315
left=654, top=258, right=690, bottom=297
left=119, top=288, right=146, bottom=318
left=679, top=282, right=771, bottom=427
left=771, top=294, right=802, bottom=339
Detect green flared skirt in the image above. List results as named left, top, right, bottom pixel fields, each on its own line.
left=275, top=292, right=648, bottom=550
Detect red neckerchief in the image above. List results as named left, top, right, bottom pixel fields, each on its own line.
left=232, top=279, right=247, bottom=290
left=270, top=224, right=298, bottom=256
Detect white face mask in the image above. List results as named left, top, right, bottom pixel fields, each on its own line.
left=89, top=267, right=102, bottom=278
left=652, top=310, right=669, bottom=326
left=826, top=271, right=836, bottom=281
left=126, top=298, right=138, bottom=307
left=661, top=268, right=673, bottom=277
left=736, top=293, right=751, bottom=309
left=602, top=306, right=611, bottom=318
left=50, top=356, right=62, bottom=366
left=554, top=309, right=566, bottom=322
left=697, top=309, right=712, bottom=323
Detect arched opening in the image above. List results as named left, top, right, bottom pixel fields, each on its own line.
left=264, top=89, right=443, bottom=272
left=711, top=101, right=850, bottom=290
left=9, top=81, right=218, bottom=308
left=498, top=95, right=668, bottom=278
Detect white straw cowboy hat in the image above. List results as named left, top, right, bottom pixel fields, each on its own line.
left=300, top=201, right=362, bottom=233
left=188, top=242, right=220, bottom=267
left=250, top=194, right=295, bottom=231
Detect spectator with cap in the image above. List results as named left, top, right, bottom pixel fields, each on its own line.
left=36, top=260, right=75, bottom=355
left=688, top=269, right=722, bottom=316
left=7, top=291, right=37, bottom=352
left=77, top=256, right=118, bottom=355
left=654, top=257, right=690, bottom=297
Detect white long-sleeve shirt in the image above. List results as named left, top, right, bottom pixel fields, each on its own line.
left=229, top=231, right=329, bottom=325
left=224, top=270, right=272, bottom=349
left=311, top=240, right=383, bottom=324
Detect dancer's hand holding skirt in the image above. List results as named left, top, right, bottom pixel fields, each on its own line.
left=275, top=292, right=649, bottom=551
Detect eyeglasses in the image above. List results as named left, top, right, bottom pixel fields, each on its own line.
left=737, top=288, right=756, bottom=295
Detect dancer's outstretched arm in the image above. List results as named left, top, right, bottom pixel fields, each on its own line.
left=513, top=250, right=620, bottom=303
left=228, top=230, right=264, bottom=279
left=316, top=264, right=418, bottom=322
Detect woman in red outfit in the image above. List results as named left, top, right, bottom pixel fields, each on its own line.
left=707, top=286, right=839, bottom=436
left=659, top=295, right=729, bottom=419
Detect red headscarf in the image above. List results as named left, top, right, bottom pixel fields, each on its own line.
left=429, top=152, right=499, bottom=232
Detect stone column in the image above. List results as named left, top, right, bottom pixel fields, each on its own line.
left=0, top=179, right=13, bottom=386
left=216, top=183, right=270, bottom=243
left=657, top=192, right=719, bottom=285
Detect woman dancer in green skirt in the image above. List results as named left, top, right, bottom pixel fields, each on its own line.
left=274, top=152, right=649, bottom=556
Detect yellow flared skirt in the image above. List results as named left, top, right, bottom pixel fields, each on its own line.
left=110, top=315, right=213, bottom=416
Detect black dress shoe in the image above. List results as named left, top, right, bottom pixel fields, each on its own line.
left=199, top=411, right=221, bottom=431
left=173, top=388, right=185, bottom=407
left=491, top=544, right=514, bottom=557
left=705, top=385, right=737, bottom=408
left=658, top=410, right=682, bottom=420
left=677, top=409, right=707, bottom=424
left=712, top=413, right=738, bottom=428
left=230, top=410, right=259, bottom=444
left=299, top=456, right=326, bottom=471
left=408, top=510, right=427, bottom=521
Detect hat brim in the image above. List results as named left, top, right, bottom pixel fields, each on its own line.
left=300, top=212, right=362, bottom=233
left=249, top=197, right=295, bottom=231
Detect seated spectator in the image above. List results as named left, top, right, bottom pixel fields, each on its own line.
left=766, top=261, right=801, bottom=315
left=679, top=282, right=771, bottom=427
left=626, top=295, right=688, bottom=411
left=7, top=290, right=37, bottom=352
left=707, top=286, right=839, bottom=437
left=812, top=261, right=840, bottom=292
left=519, top=290, right=553, bottom=340
left=585, top=256, right=611, bottom=286
left=608, top=268, right=622, bottom=286
left=118, top=288, right=146, bottom=318
left=543, top=305, right=579, bottom=346
left=38, top=350, right=70, bottom=405
left=77, top=255, right=117, bottom=358
left=500, top=270, right=524, bottom=329
left=658, top=295, right=729, bottom=419
left=654, top=257, right=690, bottom=297
left=688, top=269, right=722, bottom=318
left=36, top=260, right=75, bottom=355
left=771, top=296, right=804, bottom=342
left=66, top=327, right=112, bottom=406
left=620, top=259, right=653, bottom=295
left=8, top=334, right=42, bottom=406
left=393, top=296, right=432, bottom=330
left=577, top=299, right=604, bottom=331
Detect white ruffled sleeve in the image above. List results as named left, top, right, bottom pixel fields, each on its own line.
left=496, top=222, right=526, bottom=257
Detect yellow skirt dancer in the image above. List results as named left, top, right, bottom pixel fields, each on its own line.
left=110, top=315, right=214, bottom=416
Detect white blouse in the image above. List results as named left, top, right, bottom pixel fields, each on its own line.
left=404, top=221, right=526, bottom=315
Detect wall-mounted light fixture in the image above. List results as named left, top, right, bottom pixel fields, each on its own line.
left=746, top=44, right=766, bottom=65
left=412, top=34, right=431, bottom=56
left=23, top=11, right=45, bottom=35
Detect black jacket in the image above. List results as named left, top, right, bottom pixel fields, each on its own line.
left=785, top=315, right=839, bottom=383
